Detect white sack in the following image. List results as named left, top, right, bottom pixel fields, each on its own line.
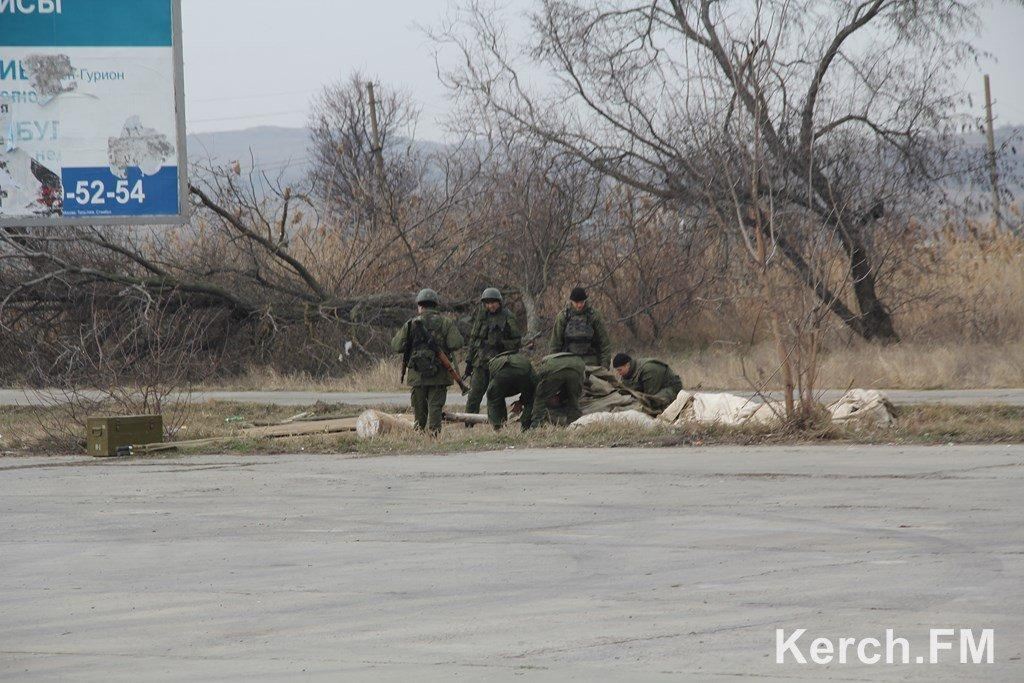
left=828, top=389, right=897, bottom=428
left=569, top=409, right=659, bottom=430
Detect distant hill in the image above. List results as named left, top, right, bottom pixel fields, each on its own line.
left=187, top=126, right=313, bottom=188
left=186, top=126, right=450, bottom=190
left=185, top=124, right=1024, bottom=202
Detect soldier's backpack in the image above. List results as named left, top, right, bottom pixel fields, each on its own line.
left=408, top=316, right=445, bottom=375
left=563, top=309, right=595, bottom=356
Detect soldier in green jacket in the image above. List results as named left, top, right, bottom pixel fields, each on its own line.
left=549, top=287, right=611, bottom=368
left=465, top=288, right=522, bottom=416
left=530, top=352, right=586, bottom=428
left=484, top=350, right=537, bottom=431
left=612, top=353, right=683, bottom=411
left=391, top=289, right=465, bottom=434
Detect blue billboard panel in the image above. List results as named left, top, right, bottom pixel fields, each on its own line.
left=60, top=165, right=178, bottom=217
left=0, top=0, right=173, bottom=47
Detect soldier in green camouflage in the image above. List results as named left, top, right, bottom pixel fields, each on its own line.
left=391, top=289, right=465, bottom=434
left=465, top=288, right=522, bottom=416
left=549, top=287, right=611, bottom=368
left=484, top=350, right=537, bottom=430
left=612, top=353, right=683, bottom=411
left=529, top=352, right=586, bottom=428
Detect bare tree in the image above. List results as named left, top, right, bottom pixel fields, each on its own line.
left=308, top=74, right=481, bottom=287
left=0, top=75, right=485, bottom=382
left=591, top=186, right=720, bottom=343
left=434, top=0, right=996, bottom=343
left=28, top=288, right=221, bottom=451
left=464, top=132, right=598, bottom=337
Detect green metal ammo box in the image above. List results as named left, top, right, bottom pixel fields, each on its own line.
left=86, top=415, right=163, bottom=457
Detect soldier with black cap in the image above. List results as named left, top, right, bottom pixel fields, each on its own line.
left=549, top=286, right=612, bottom=368
left=612, top=352, right=683, bottom=412
left=464, top=287, right=522, bottom=417
left=391, top=288, right=465, bottom=434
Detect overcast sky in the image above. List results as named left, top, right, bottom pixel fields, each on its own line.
left=181, top=0, right=1024, bottom=139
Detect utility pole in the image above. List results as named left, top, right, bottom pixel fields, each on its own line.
left=366, top=81, right=386, bottom=187
left=983, top=74, right=1002, bottom=235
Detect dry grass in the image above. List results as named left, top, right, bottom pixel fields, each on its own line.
left=0, top=401, right=389, bottom=456
left=206, top=339, right=1024, bottom=393
left=885, top=404, right=1024, bottom=444
left=655, top=341, right=1024, bottom=391
left=50, top=224, right=1024, bottom=396
left=6, top=400, right=1024, bottom=457
left=210, top=360, right=405, bottom=392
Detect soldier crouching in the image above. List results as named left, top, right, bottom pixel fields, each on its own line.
left=612, top=353, right=683, bottom=412
left=530, top=352, right=586, bottom=428
left=485, top=350, right=537, bottom=431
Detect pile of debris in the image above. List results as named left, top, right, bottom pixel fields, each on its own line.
left=573, top=368, right=897, bottom=431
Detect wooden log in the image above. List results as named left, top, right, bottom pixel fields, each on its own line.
left=442, top=411, right=490, bottom=425
left=356, top=410, right=415, bottom=439
left=243, top=417, right=358, bottom=439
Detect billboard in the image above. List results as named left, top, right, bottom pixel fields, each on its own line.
left=0, top=0, right=187, bottom=226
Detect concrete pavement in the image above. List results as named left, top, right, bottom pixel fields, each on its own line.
left=6, top=387, right=1024, bottom=407
left=1, top=445, right=1022, bottom=680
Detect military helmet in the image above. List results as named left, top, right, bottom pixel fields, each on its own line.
left=480, top=287, right=503, bottom=303
left=416, top=288, right=440, bottom=306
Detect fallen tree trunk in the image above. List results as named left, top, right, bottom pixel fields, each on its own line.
left=244, top=417, right=358, bottom=438
left=356, top=410, right=415, bottom=438
left=443, top=412, right=490, bottom=425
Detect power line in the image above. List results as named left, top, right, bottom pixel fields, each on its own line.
left=190, top=89, right=318, bottom=104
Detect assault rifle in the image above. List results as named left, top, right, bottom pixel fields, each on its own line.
left=402, top=319, right=470, bottom=394
left=521, top=330, right=543, bottom=351
left=400, top=320, right=414, bottom=385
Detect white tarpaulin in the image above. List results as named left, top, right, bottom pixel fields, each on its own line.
left=575, top=389, right=898, bottom=430
left=570, top=409, right=658, bottom=430
left=827, top=389, right=898, bottom=428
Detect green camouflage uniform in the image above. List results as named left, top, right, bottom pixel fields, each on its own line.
left=530, top=352, right=586, bottom=428
left=485, top=351, right=537, bottom=430
left=465, top=305, right=522, bottom=414
left=549, top=304, right=612, bottom=368
left=622, top=358, right=683, bottom=411
left=391, top=310, right=464, bottom=433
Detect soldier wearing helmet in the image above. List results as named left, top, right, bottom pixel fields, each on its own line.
left=464, top=287, right=522, bottom=417
left=390, top=288, right=464, bottom=434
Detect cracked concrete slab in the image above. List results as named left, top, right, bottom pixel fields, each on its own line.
left=1, top=445, right=1022, bottom=680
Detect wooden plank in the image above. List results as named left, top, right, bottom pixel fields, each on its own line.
left=242, top=417, right=359, bottom=439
